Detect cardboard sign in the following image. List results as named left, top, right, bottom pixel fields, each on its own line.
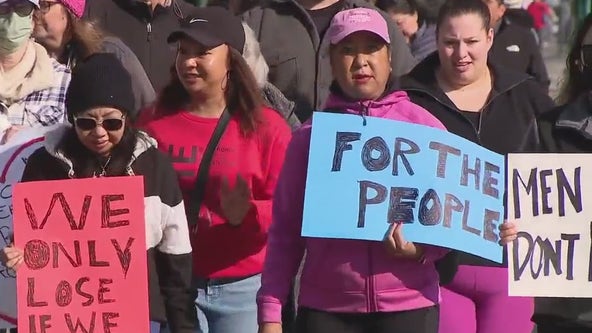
left=13, top=176, right=149, bottom=332
left=301, top=112, right=506, bottom=262
left=508, top=154, right=592, bottom=297
left=0, top=126, right=56, bottom=329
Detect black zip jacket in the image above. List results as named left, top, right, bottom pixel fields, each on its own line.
left=84, top=0, right=196, bottom=92
left=534, top=93, right=592, bottom=331
left=20, top=126, right=196, bottom=332
left=538, top=93, right=592, bottom=153
left=399, top=53, right=555, bottom=278
left=492, top=17, right=550, bottom=91
left=505, top=8, right=536, bottom=30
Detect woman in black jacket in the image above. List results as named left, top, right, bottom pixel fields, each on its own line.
left=0, top=53, right=196, bottom=333
left=534, top=12, right=592, bottom=333
left=400, top=0, right=555, bottom=332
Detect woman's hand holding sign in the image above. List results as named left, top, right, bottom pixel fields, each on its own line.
left=382, top=219, right=517, bottom=261
left=1, top=125, right=23, bottom=145
left=499, top=220, right=518, bottom=245
left=0, top=244, right=24, bottom=271
left=383, top=222, right=425, bottom=261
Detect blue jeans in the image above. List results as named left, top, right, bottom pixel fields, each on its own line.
left=194, top=274, right=260, bottom=333
left=150, top=321, right=162, bottom=333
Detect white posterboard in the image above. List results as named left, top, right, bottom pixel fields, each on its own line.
left=0, top=126, right=55, bottom=328
left=508, top=153, right=592, bottom=297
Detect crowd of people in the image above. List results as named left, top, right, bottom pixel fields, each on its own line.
left=0, top=0, right=590, bottom=332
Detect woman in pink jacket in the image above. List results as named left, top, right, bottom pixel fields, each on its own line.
left=257, top=8, right=448, bottom=333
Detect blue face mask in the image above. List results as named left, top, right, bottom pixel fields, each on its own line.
left=0, top=12, right=33, bottom=55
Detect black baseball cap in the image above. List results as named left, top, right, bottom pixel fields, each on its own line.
left=167, top=6, right=245, bottom=53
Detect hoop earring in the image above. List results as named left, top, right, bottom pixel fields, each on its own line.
left=221, top=71, right=231, bottom=91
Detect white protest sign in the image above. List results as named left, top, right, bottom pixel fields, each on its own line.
left=508, top=153, right=592, bottom=297
left=0, top=126, right=56, bottom=328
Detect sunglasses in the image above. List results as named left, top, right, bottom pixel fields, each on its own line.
left=0, top=0, right=34, bottom=16
left=74, top=117, right=125, bottom=131
left=37, top=1, right=60, bottom=14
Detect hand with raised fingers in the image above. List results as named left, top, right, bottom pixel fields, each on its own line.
left=383, top=222, right=424, bottom=260
left=220, top=175, right=252, bottom=227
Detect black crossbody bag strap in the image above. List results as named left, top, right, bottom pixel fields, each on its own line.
left=187, top=109, right=231, bottom=226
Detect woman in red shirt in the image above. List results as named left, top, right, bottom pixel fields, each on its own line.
left=142, top=7, right=291, bottom=333
left=527, top=0, right=556, bottom=46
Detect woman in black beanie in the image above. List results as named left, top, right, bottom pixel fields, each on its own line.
left=0, top=53, right=196, bottom=333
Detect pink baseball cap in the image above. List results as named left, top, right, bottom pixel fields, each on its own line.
left=327, top=8, right=390, bottom=45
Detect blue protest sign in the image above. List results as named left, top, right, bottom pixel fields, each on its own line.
left=301, top=112, right=506, bottom=263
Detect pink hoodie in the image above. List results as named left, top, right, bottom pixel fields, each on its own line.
left=257, top=88, right=450, bottom=323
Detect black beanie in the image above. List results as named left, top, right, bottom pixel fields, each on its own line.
left=65, top=53, right=135, bottom=123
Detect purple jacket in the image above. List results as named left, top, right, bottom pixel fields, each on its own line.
left=257, top=88, right=450, bottom=323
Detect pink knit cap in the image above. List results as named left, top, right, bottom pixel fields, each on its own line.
left=60, top=0, right=85, bottom=18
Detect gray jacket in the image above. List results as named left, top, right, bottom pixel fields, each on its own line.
left=101, top=36, right=156, bottom=118
left=410, top=23, right=437, bottom=62
left=67, top=36, right=156, bottom=119
left=262, top=82, right=301, bottom=130
left=242, top=0, right=417, bottom=122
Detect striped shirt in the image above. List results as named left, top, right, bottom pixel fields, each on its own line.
left=3, top=59, right=71, bottom=128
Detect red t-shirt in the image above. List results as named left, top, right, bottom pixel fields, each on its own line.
left=527, top=1, right=550, bottom=30
left=144, top=107, right=291, bottom=278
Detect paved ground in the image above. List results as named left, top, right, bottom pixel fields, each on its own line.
left=543, top=37, right=570, bottom=100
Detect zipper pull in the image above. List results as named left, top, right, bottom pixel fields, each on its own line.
left=358, top=102, right=368, bottom=126
left=146, top=22, right=152, bottom=41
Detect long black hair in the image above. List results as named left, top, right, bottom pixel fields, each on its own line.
left=557, top=13, right=592, bottom=104
left=57, top=123, right=139, bottom=178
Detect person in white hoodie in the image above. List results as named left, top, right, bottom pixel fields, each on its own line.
left=0, top=0, right=70, bottom=144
